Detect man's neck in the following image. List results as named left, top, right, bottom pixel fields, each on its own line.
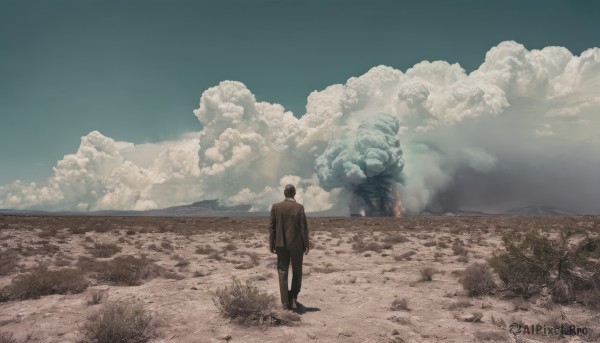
left=285, top=197, right=296, bottom=201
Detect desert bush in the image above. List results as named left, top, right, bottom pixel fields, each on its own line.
left=489, top=230, right=600, bottom=305
left=160, top=241, right=174, bottom=251
left=37, top=228, right=58, bottom=238
left=382, top=234, right=409, bottom=244
left=448, top=299, right=473, bottom=310
left=70, top=226, right=90, bottom=234
left=352, top=241, right=384, bottom=253
left=223, top=243, right=237, bottom=252
left=0, top=249, right=18, bottom=276
left=460, top=262, right=496, bottom=296
left=4, top=267, right=88, bottom=300
left=81, top=300, right=158, bottom=343
left=452, top=244, right=468, bottom=256
left=195, top=245, right=216, bottom=255
left=233, top=252, right=260, bottom=270
left=390, top=298, right=409, bottom=311
left=393, top=251, right=416, bottom=261
left=462, top=311, right=483, bottom=322
left=212, top=276, right=299, bottom=326
left=87, top=289, right=109, bottom=305
left=174, top=259, right=190, bottom=269
left=0, top=331, right=17, bottom=343
left=147, top=244, right=161, bottom=252
left=88, top=243, right=122, bottom=258
left=77, top=255, right=161, bottom=286
left=472, top=330, right=507, bottom=341
left=420, top=267, right=435, bottom=281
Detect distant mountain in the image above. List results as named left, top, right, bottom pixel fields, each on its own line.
left=0, top=199, right=348, bottom=217
left=503, top=205, right=577, bottom=216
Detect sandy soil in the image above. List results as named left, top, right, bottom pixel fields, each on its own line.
left=0, top=215, right=599, bottom=343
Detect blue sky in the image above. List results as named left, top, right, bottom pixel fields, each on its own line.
left=1, top=0, right=599, bottom=185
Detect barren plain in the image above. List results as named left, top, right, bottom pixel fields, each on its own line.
left=0, top=215, right=599, bottom=343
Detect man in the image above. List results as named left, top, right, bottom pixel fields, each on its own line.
left=269, top=184, right=310, bottom=310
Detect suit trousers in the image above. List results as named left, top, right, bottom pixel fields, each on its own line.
left=275, top=246, right=304, bottom=306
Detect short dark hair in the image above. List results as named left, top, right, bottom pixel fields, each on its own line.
left=284, top=184, right=296, bottom=198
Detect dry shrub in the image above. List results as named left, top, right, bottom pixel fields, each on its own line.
left=223, top=243, right=237, bottom=252
left=420, top=267, right=435, bottom=281
left=452, top=244, right=468, bottom=256
left=460, top=262, right=496, bottom=296
left=147, top=244, right=161, bottom=252
left=195, top=245, right=216, bottom=255
left=160, top=241, right=174, bottom=251
left=463, top=312, right=483, bottom=323
left=37, top=228, right=58, bottom=238
left=448, top=299, right=473, bottom=310
left=489, top=230, right=600, bottom=306
left=78, top=255, right=161, bottom=286
left=212, top=276, right=300, bottom=326
left=393, top=251, right=416, bottom=261
left=382, top=234, right=409, bottom=244
left=490, top=315, right=506, bottom=328
left=82, top=300, right=159, bottom=343
left=473, top=330, right=508, bottom=341
left=87, top=289, right=109, bottom=305
left=0, top=331, right=17, bottom=343
left=0, top=249, right=18, bottom=276
left=174, top=259, right=190, bottom=269
left=88, top=243, right=122, bottom=258
left=352, top=241, right=384, bottom=253
left=390, top=298, right=409, bottom=311
left=4, top=267, right=88, bottom=300
left=70, top=227, right=90, bottom=234
left=233, top=252, right=260, bottom=270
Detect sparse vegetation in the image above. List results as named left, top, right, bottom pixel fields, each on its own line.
left=460, top=262, right=496, bottom=296
left=77, top=255, right=161, bottom=286
left=3, top=267, right=88, bottom=300
left=0, top=249, right=18, bottom=276
left=352, top=240, right=384, bottom=253
left=420, top=267, right=435, bottom=281
left=0, top=331, right=17, bottom=343
left=212, top=276, right=300, bottom=326
left=473, top=330, right=508, bottom=341
left=394, top=250, right=416, bottom=261
left=448, top=299, right=473, bottom=310
left=390, top=298, right=409, bottom=311
left=82, top=300, right=159, bottom=343
left=87, top=289, right=109, bottom=305
left=87, top=242, right=122, bottom=258
left=489, top=230, right=600, bottom=307
left=195, top=244, right=217, bottom=255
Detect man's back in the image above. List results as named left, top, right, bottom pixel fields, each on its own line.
left=269, top=198, right=309, bottom=252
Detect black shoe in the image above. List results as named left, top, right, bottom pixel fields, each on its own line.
left=289, top=297, right=298, bottom=309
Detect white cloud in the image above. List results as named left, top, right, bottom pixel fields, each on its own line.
left=2, top=41, right=599, bottom=214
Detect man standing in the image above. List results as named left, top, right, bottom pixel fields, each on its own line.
left=269, top=184, right=310, bottom=310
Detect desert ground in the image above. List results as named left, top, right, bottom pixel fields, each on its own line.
left=0, top=214, right=599, bottom=343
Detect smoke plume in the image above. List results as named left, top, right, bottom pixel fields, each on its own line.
left=315, top=114, right=404, bottom=215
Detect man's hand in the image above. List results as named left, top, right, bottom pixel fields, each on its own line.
left=304, top=247, right=309, bottom=255
left=270, top=247, right=276, bottom=254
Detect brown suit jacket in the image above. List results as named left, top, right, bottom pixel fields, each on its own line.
left=269, top=198, right=309, bottom=251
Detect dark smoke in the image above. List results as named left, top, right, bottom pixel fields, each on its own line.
left=315, top=114, right=405, bottom=216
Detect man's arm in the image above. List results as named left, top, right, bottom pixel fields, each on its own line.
left=300, top=205, right=309, bottom=254
left=269, top=206, right=276, bottom=253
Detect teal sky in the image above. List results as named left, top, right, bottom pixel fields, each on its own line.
left=1, top=0, right=599, bottom=184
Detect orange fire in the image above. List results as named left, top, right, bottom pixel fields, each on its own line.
left=393, top=192, right=404, bottom=218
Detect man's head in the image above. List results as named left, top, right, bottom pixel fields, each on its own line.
left=284, top=184, right=296, bottom=198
